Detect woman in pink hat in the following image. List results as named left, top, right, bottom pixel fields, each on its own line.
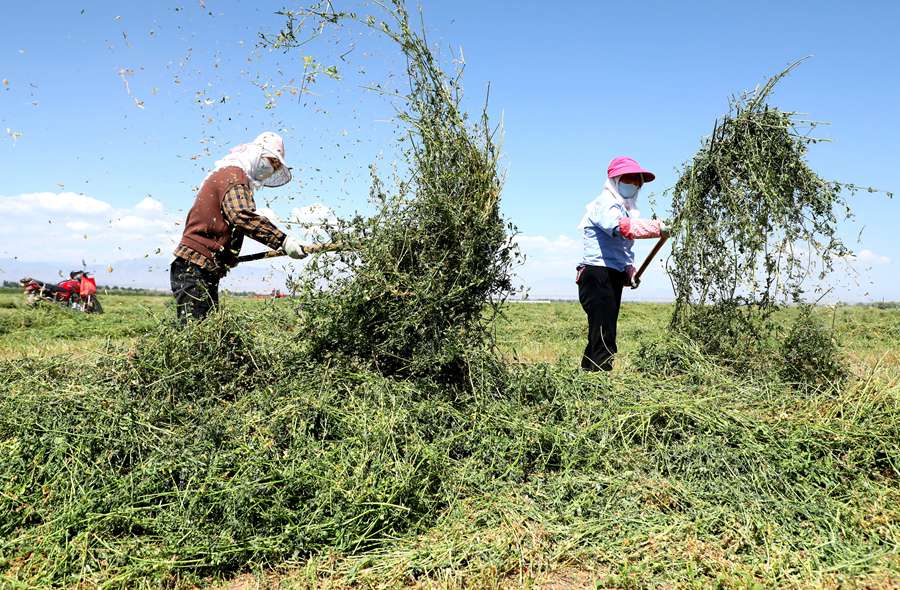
left=576, top=156, right=667, bottom=371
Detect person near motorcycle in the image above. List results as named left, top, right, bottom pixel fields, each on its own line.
left=576, top=156, right=667, bottom=371
left=171, top=131, right=306, bottom=321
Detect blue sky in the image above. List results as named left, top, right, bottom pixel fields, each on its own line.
left=2, top=1, right=898, bottom=300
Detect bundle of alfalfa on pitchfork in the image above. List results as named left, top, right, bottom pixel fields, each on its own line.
left=252, top=0, right=517, bottom=381
left=663, top=58, right=890, bottom=366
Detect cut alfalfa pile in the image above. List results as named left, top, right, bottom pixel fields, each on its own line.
left=0, top=311, right=456, bottom=585
left=663, top=60, right=887, bottom=374
left=278, top=1, right=516, bottom=380
left=1, top=313, right=898, bottom=587
left=779, top=304, right=849, bottom=392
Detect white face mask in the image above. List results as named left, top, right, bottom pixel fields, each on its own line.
left=617, top=179, right=640, bottom=200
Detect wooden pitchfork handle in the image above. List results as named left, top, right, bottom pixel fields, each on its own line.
left=236, top=242, right=348, bottom=264
left=631, top=234, right=669, bottom=289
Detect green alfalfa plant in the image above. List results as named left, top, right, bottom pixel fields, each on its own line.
left=667, top=58, right=889, bottom=368
left=633, top=331, right=726, bottom=382
left=114, top=308, right=267, bottom=401
left=265, top=0, right=519, bottom=380
left=778, top=305, right=848, bottom=392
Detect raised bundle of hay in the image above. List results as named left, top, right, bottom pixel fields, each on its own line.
left=283, top=1, right=516, bottom=380
left=666, top=61, right=878, bottom=370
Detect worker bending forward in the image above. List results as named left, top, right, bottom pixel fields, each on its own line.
left=171, top=132, right=306, bottom=321
left=576, top=156, right=666, bottom=371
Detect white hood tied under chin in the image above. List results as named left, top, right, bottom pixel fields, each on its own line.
left=607, top=177, right=641, bottom=217
left=210, top=132, right=292, bottom=190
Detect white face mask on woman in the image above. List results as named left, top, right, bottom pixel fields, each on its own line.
left=616, top=180, right=641, bottom=213
left=617, top=179, right=640, bottom=200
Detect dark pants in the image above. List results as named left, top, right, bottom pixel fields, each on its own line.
left=170, top=257, right=220, bottom=322
left=578, top=265, right=625, bottom=371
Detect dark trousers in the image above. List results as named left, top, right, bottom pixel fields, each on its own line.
left=578, top=265, right=625, bottom=371
left=170, top=257, right=220, bottom=322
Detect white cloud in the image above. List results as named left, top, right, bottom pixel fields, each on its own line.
left=256, top=207, right=282, bottom=225
left=134, top=196, right=164, bottom=213
left=514, top=234, right=579, bottom=258
left=110, top=215, right=173, bottom=232
left=0, top=191, right=181, bottom=264
left=2, top=191, right=112, bottom=215
left=509, top=236, right=893, bottom=303
left=852, top=249, right=891, bottom=265
left=0, top=192, right=341, bottom=269
left=512, top=233, right=673, bottom=301
left=0, top=191, right=352, bottom=268
left=287, top=204, right=338, bottom=242
left=290, top=204, right=337, bottom=226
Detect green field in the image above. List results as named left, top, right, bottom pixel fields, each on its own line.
left=1, top=289, right=898, bottom=588
left=2, top=290, right=896, bottom=371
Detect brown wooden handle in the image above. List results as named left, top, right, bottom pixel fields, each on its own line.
left=634, top=234, right=669, bottom=282
left=236, top=249, right=284, bottom=263
left=236, top=242, right=349, bottom=264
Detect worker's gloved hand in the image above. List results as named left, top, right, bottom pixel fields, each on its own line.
left=282, top=236, right=307, bottom=259
left=625, top=265, right=640, bottom=289
left=660, top=220, right=670, bottom=238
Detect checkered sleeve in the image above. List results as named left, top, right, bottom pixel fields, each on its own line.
left=221, top=185, right=287, bottom=250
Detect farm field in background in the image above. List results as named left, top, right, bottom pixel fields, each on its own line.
left=2, top=289, right=897, bottom=370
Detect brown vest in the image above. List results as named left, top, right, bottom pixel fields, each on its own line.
left=178, top=166, right=250, bottom=261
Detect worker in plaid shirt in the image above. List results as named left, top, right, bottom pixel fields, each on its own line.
left=171, top=132, right=306, bottom=321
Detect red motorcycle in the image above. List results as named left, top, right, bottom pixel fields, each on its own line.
left=20, top=270, right=103, bottom=313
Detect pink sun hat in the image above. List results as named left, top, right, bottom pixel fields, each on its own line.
left=607, top=156, right=656, bottom=182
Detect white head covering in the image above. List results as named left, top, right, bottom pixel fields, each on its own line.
left=209, top=132, right=292, bottom=190
left=577, top=179, right=641, bottom=231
